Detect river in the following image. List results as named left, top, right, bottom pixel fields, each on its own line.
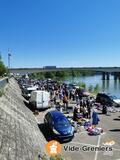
left=65, top=75, right=120, bottom=97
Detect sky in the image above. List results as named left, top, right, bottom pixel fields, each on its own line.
left=1, top=0, right=120, bottom=68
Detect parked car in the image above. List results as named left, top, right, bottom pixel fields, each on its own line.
left=96, top=93, right=120, bottom=107
left=44, top=110, right=74, bottom=141
left=29, top=90, right=50, bottom=109
left=22, top=86, right=37, bottom=99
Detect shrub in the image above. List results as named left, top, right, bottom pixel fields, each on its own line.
left=88, top=85, right=94, bottom=92
left=94, top=84, right=100, bottom=93
left=0, top=60, right=7, bottom=76
left=79, top=82, right=86, bottom=89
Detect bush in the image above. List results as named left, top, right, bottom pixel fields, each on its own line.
left=78, top=82, right=86, bottom=89
left=88, top=85, right=94, bottom=92
left=30, top=73, right=45, bottom=80
left=94, top=84, right=100, bottom=93
left=0, top=60, right=7, bottom=76
left=29, top=70, right=96, bottom=80
left=55, top=71, right=68, bottom=79
left=50, top=155, right=64, bottom=160
left=44, top=72, right=55, bottom=79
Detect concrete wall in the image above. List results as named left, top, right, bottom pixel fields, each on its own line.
left=0, top=78, right=46, bottom=160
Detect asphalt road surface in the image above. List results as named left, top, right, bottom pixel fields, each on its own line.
left=61, top=110, right=120, bottom=160
left=35, top=107, right=120, bottom=160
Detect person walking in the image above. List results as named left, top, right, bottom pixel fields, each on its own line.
left=63, top=95, right=68, bottom=111
left=92, top=109, right=100, bottom=127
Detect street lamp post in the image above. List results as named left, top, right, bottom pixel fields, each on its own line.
left=8, top=50, right=11, bottom=75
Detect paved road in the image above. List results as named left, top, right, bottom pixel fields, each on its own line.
left=61, top=110, right=120, bottom=160
left=35, top=106, right=120, bottom=160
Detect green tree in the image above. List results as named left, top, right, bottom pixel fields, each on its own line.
left=44, top=71, right=55, bottom=79
left=36, top=72, right=45, bottom=79
left=55, top=71, right=68, bottom=79
left=71, top=69, right=75, bottom=77
left=0, top=59, right=6, bottom=76
left=79, top=82, right=86, bottom=89
left=88, top=85, right=94, bottom=92
left=94, top=84, right=100, bottom=93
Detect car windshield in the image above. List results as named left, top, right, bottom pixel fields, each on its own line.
left=28, top=90, right=33, bottom=94
left=55, top=117, right=70, bottom=127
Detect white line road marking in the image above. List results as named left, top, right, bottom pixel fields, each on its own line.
left=94, top=135, right=101, bottom=160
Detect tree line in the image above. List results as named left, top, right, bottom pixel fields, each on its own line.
left=29, top=70, right=96, bottom=80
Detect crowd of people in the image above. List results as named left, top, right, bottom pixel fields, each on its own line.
left=41, top=80, right=97, bottom=122
left=19, top=77, right=100, bottom=126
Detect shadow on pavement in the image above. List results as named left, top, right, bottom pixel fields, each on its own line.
left=24, top=100, right=35, bottom=112
left=109, top=129, right=120, bottom=132
left=97, top=112, right=104, bottom=115
left=24, top=100, right=49, bottom=114
left=37, top=123, right=73, bottom=144
left=113, top=118, right=120, bottom=121
left=38, top=123, right=52, bottom=142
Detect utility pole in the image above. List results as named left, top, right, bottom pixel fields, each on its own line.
left=8, top=50, right=12, bottom=77
left=8, top=49, right=12, bottom=69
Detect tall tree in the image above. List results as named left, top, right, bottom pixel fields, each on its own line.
left=0, top=55, right=7, bottom=76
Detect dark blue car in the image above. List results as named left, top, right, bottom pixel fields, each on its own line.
left=44, top=110, right=74, bottom=141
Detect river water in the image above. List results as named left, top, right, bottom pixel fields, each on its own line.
left=65, top=75, right=120, bottom=97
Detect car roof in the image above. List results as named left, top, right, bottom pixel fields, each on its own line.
left=49, top=110, right=66, bottom=120
left=32, top=90, right=48, bottom=93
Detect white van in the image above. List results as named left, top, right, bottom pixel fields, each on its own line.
left=29, top=90, right=50, bottom=109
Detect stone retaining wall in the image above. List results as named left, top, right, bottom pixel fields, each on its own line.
left=0, top=78, right=46, bottom=160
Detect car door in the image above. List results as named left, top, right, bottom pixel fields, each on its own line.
left=43, top=92, right=50, bottom=107
left=48, top=114, right=54, bottom=131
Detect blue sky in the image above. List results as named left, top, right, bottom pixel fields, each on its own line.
left=1, top=0, right=120, bottom=68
